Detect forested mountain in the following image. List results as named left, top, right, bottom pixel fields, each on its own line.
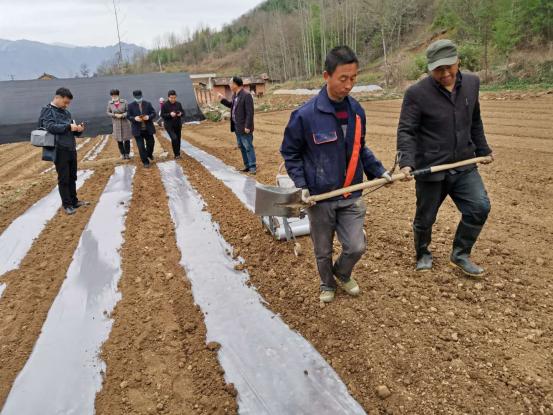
left=102, top=0, right=552, bottom=85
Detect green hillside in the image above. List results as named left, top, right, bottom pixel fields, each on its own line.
left=99, top=0, right=553, bottom=88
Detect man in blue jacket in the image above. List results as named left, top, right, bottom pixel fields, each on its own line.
left=281, top=46, right=392, bottom=303
left=127, top=90, right=157, bottom=168
left=39, top=87, right=88, bottom=215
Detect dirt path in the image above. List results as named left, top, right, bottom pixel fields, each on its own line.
left=95, top=159, right=236, bottom=415
left=181, top=94, right=553, bottom=413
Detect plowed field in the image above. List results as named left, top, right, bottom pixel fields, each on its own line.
left=0, top=93, right=552, bottom=414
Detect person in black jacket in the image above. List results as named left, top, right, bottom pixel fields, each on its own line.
left=38, top=87, right=88, bottom=215
left=218, top=77, right=257, bottom=174
left=161, top=90, right=185, bottom=159
left=127, top=90, right=156, bottom=168
left=397, top=39, right=494, bottom=277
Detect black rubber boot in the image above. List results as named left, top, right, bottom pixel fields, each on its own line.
left=414, top=226, right=433, bottom=272
left=450, top=221, right=485, bottom=277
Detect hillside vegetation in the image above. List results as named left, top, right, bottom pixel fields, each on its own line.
left=100, top=0, right=553, bottom=88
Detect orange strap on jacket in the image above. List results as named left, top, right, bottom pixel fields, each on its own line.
left=343, top=114, right=362, bottom=198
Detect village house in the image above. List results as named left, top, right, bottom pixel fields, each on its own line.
left=194, top=74, right=271, bottom=105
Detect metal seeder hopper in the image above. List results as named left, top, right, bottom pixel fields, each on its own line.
left=255, top=163, right=310, bottom=256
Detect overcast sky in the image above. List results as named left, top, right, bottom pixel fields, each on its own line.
left=0, top=0, right=265, bottom=48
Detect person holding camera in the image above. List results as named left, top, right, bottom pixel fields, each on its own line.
left=38, top=87, right=88, bottom=215
left=160, top=90, right=185, bottom=159
left=127, top=90, right=156, bottom=168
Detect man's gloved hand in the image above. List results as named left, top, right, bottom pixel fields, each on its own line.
left=381, top=171, right=393, bottom=186
left=301, top=188, right=316, bottom=206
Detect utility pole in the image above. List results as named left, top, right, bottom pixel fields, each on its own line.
left=112, top=0, right=123, bottom=68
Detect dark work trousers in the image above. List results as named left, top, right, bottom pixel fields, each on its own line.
left=166, top=125, right=182, bottom=157
left=307, top=197, right=367, bottom=291
left=413, top=167, right=491, bottom=235
left=117, top=140, right=130, bottom=156
left=134, top=131, right=155, bottom=164
left=54, top=147, right=79, bottom=209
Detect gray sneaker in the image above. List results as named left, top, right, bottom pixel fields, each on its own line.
left=339, top=278, right=360, bottom=296
left=319, top=290, right=336, bottom=303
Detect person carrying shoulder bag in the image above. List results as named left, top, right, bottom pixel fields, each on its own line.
left=38, top=87, right=89, bottom=215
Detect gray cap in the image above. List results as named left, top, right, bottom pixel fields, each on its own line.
left=426, top=39, right=458, bottom=71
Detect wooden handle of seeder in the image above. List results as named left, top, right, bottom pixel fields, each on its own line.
left=309, top=156, right=492, bottom=203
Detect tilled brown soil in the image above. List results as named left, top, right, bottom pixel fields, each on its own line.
left=0, top=137, right=99, bottom=236
left=182, top=94, right=553, bottom=413
left=0, top=135, right=119, bottom=406
left=0, top=93, right=551, bottom=414
left=95, top=157, right=237, bottom=415
left=0, top=163, right=114, bottom=405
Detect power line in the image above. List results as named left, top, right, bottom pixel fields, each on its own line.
left=112, top=0, right=123, bottom=67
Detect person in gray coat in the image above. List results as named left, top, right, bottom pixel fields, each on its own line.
left=107, top=89, right=132, bottom=160
left=397, top=39, right=494, bottom=277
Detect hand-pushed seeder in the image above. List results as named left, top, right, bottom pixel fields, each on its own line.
left=255, top=156, right=493, bottom=254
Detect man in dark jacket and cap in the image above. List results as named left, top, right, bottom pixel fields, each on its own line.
left=281, top=46, right=392, bottom=303
left=38, top=87, right=88, bottom=215
left=397, top=39, right=494, bottom=277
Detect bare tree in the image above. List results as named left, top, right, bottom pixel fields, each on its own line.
left=80, top=63, right=91, bottom=78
